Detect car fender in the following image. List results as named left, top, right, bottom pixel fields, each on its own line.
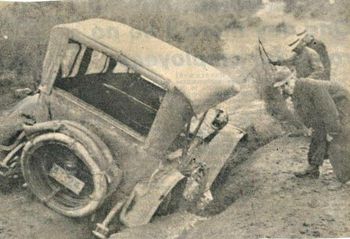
left=194, top=124, right=246, bottom=190
left=119, top=166, right=184, bottom=228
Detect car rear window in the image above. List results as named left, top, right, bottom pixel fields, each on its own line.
left=55, top=42, right=166, bottom=136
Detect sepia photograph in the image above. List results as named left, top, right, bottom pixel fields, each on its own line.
left=0, top=0, right=349, bottom=238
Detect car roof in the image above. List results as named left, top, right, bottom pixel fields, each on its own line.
left=40, top=18, right=240, bottom=114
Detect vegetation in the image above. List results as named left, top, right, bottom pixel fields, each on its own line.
left=0, top=0, right=262, bottom=86
left=283, top=0, right=350, bottom=22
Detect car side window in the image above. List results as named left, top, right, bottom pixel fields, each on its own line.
left=85, top=50, right=109, bottom=75
left=55, top=42, right=166, bottom=136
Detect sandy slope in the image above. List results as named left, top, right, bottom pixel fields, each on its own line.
left=1, top=134, right=349, bottom=239
left=185, top=136, right=350, bottom=238
left=110, top=136, right=350, bottom=239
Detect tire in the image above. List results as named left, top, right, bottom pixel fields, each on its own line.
left=21, top=121, right=122, bottom=218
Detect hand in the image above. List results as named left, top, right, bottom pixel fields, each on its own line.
left=326, top=134, right=334, bottom=142
left=304, top=128, right=312, bottom=137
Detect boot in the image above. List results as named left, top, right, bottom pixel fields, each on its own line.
left=294, top=165, right=320, bottom=179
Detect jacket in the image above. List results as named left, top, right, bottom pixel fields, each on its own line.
left=306, top=39, right=331, bottom=81
left=277, top=47, right=325, bottom=80
left=291, top=78, right=349, bottom=134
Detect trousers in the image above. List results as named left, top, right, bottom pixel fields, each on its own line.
left=307, top=126, right=329, bottom=166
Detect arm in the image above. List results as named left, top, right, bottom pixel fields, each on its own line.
left=271, top=53, right=297, bottom=66
left=308, top=48, right=324, bottom=79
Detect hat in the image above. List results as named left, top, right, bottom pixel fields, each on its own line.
left=288, top=37, right=301, bottom=48
left=272, top=67, right=292, bottom=88
left=295, top=26, right=307, bottom=38
left=288, top=26, right=308, bottom=48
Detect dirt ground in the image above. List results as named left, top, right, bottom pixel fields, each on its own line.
left=184, top=136, right=350, bottom=239
left=1, top=132, right=350, bottom=238
left=0, top=189, right=90, bottom=239
left=0, top=1, right=350, bottom=239
left=113, top=136, right=350, bottom=239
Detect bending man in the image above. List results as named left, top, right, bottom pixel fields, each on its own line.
left=273, top=67, right=350, bottom=181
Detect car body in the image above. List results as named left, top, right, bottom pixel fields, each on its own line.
left=0, top=18, right=242, bottom=234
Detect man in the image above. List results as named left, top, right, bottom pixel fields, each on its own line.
left=273, top=67, right=350, bottom=181
left=303, top=33, right=331, bottom=81
left=271, top=30, right=325, bottom=81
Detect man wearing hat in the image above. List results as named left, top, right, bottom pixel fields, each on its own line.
left=273, top=67, right=350, bottom=181
left=271, top=28, right=326, bottom=81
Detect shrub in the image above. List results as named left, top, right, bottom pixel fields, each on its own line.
left=0, top=0, right=262, bottom=89
left=283, top=0, right=350, bottom=22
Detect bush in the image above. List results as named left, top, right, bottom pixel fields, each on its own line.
left=283, top=0, right=350, bottom=22
left=253, top=47, right=304, bottom=131
left=0, top=0, right=263, bottom=87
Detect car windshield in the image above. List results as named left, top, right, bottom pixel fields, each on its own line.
left=55, top=41, right=166, bottom=136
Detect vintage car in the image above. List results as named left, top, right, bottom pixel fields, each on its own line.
left=0, top=19, right=242, bottom=238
